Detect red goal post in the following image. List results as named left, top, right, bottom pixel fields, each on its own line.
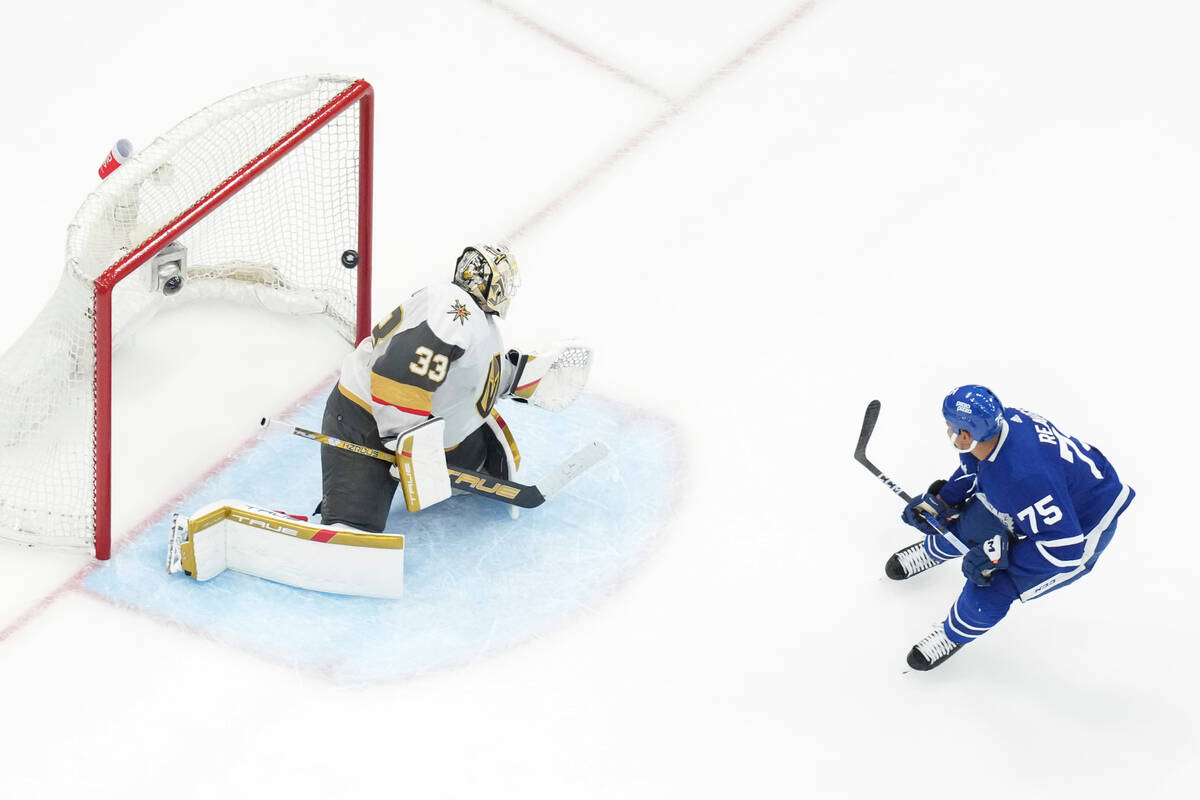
left=0, top=76, right=374, bottom=559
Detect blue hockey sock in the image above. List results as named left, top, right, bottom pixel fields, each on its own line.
left=924, top=531, right=959, bottom=562
left=942, top=571, right=1020, bottom=645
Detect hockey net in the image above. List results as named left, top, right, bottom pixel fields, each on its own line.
left=0, top=75, right=373, bottom=558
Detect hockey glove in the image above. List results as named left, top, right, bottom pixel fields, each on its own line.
left=500, top=341, right=592, bottom=411
left=961, top=533, right=1010, bottom=587
left=901, top=485, right=953, bottom=537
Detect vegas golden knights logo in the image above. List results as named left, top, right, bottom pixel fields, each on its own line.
left=475, top=354, right=502, bottom=417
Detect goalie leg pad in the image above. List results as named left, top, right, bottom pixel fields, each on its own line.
left=166, top=500, right=405, bottom=598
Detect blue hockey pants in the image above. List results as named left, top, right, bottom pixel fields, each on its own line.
left=920, top=500, right=1120, bottom=645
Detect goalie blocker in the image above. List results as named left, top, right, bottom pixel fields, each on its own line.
left=386, top=416, right=452, bottom=512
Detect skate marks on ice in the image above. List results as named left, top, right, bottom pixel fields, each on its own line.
left=81, top=394, right=679, bottom=683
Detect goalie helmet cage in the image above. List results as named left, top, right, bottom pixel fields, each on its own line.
left=0, top=75, right=374, bottom=560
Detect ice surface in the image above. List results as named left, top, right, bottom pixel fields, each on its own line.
left=84, top=394, right=677, bottom=683
left=1, top=1, right=1199, bottom=798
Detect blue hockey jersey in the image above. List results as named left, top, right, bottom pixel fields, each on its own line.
left=939, top=407, right=1134, bottom=600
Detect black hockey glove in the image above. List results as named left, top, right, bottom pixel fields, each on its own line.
left=961, top=533, right=1010, bottom=587
left=900, top=480, right=955, bottom=537
left=503, top=349, right=529, bottom=402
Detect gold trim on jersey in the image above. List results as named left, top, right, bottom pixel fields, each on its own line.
left=370, top=372, right=434, bottom=415
left=338, top=382, right=374, bottom=415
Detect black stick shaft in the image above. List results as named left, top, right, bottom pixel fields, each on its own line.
left=261, top=418, right=546, bottom=508
left=853, top=400, right=969, bottom=555
left=854, top=400, right=913, bottom=502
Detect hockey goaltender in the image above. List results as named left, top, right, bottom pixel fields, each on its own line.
left=167, top=244, right=601, bottom=598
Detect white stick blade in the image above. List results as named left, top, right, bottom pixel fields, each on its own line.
left=260, top=417, right=294, bottom=435
left=536, top=441, right=610, bottom=499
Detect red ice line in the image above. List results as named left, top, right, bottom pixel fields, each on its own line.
left=505, top=0, right=821, bottom=243
left=0, top=0, right=820, bottom=646
left=0, top=375, right=337, bottom=646
left=479, top=0, right=673, bottom=102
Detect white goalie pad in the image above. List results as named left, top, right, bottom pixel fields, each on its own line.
left=389, top=416, right=452, bottom=512
left=510, top=340, right=592, bottom=412
left=166, top=500, right=405, bottom=598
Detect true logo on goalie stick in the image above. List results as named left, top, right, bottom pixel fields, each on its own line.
left=446, top=469, right=522, bottom=500
left=448, top=300, right=472, bottom=325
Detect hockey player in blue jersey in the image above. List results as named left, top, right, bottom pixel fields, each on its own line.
left=889, top=385, right=1134, bottom=671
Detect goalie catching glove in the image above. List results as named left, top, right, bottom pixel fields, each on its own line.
left=502, top=339, right=592, bottom=412
left=383, top=417, right=452, bottom=512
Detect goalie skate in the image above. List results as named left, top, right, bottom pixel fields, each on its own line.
left=166, top=512, right=189, bottom=574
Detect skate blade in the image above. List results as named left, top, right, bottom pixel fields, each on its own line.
left=166, top=513, right=189, bottom=574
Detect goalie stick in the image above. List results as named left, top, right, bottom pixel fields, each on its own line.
left=260, top=418, right=609, bottom=509
left=854, top=400, right=970, bottom=556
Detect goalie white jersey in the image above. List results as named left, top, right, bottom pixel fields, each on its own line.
left=336, top=283, right=508, bottom=446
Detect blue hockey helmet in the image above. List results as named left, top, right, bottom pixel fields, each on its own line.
left=942, top=385, right=1003, bottom=442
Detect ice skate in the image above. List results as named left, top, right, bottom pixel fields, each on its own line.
left=885, top=541, right=945, bottom=580
left=906, top=627, right=964, bottom=671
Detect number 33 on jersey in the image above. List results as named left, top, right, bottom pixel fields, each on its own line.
left=335, top=282, right=508, bottom=447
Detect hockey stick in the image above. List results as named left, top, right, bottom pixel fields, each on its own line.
left=854, top=400, right=969, bottom=555
left=260, top=418, right=609, bottom=509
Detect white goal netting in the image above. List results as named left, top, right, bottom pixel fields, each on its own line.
left=0, top=75, right=370, bottom=554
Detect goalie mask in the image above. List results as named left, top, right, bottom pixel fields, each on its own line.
left=453, top=245, right=520, bottom=318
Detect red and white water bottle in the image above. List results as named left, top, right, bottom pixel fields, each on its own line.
left=98, top=139, right=133, bottom=179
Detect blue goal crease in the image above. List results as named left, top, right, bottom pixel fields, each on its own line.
left=84, top=394, right=679, bottom=684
